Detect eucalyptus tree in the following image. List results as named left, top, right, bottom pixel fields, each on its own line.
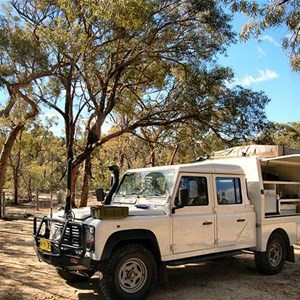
left=257, top=122, right=300, bottom=148
left=0, top=10, right=39, bottom=206
left=0, top=1, right=72, bottom=209
left=8, top=118, right=66, bottom=203
left=7, top=0, right=270, bottom=206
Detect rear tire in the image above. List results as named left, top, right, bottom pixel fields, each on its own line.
left=99, top=243, right=157, bottom=300
left=255, top=233, right=287, bottom=275
left=56, top=268, right=94, bottom=283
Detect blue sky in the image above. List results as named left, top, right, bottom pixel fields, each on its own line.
left=219, top=13, right=300, bottom=123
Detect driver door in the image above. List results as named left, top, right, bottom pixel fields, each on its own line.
left=171, top=174, right=215, bottom=254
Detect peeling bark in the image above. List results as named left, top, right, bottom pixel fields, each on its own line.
left=79, top=155, right=92, bottom=207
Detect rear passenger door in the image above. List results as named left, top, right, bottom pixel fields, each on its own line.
left=213, top=175, right=256, bottom=249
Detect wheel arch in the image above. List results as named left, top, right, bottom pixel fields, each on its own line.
left=255, top=228, right=291, bottom=275
left=269, top=228, right=294, bottom=262
left=101, top=229, right=161, bottom=262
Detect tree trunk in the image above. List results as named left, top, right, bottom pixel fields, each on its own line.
left=169, top=144, right=179, bottom=165
left=13, top=168, right=19, bottom=205
left=12, top=130, right=23, bottom=205
left=27, top=178, right=33, bottom=202
left=0, top=124, right=24, bottom=209
left=71, top=164, right=79, bottom=207
left=79, top=155, right=92, bottom=207
left=148, top=143, right=156, bottom=167
left=119, top=152, right=125, bottom=170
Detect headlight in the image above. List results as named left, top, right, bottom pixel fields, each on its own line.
left=85, top=226, right=95, bottom=252
left=49, top=222, right=63, bottom=241
left=53, top=227, right=62, bottom=241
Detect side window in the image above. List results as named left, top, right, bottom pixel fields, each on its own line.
left=177, top=176, right=209, bottom=206
left=216, top=177, right=242, bottom=205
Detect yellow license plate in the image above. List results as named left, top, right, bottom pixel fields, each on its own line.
left=40, top=238, right=51, bottom=252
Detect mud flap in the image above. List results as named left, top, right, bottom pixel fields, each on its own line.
left=287, top=245, right=295, bottom=262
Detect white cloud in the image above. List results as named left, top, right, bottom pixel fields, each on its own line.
left=257, top=46, right=266, bottom=58
left=238, top=69, right=279, bottom=87
left=261, top=35, right=281, bottom=47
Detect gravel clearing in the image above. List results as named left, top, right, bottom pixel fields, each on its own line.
left=1, top=201, right=300, bottom=300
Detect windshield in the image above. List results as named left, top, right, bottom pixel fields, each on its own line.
left=113, top=169, right=175, bottom=205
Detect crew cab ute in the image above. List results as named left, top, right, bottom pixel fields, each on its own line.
left=33, top=146, right=300, bottom=299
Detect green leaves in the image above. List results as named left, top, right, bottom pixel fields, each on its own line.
left=258, top=122, right=300, bottom=147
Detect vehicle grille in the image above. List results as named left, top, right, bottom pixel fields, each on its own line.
left=54, top=222, right=83, bottom=248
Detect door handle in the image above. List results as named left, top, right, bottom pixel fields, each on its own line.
left=237, top=219, right=245, bottom=222
left=202, top=221, right=213, bottom=225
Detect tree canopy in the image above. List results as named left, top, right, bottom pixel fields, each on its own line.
left=0, top=0, right=272, bottom=206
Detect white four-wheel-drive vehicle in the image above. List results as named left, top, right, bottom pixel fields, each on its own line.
left=34, top=145, right=300, bottom=300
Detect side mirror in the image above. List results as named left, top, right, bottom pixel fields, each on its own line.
left=172, top=188, right=189, bottom=214
left=179, top=188, right=189, bottom=206
left=96, top=188, right=105, bottom=202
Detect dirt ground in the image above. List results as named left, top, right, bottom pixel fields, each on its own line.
left=1, top=199, right=300, bottom=300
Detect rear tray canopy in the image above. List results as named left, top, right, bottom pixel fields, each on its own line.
left=211, top=145, right=300, bottom=159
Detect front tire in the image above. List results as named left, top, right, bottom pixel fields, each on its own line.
left=99, top=243, right=157, bottom=300
left=255, top=233, right=287, bottom=275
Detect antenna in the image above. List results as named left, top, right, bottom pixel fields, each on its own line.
left=64, top=158, right=73, bottom=219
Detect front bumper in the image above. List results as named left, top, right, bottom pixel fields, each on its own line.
left=33, top=216, right=93, bottom=270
